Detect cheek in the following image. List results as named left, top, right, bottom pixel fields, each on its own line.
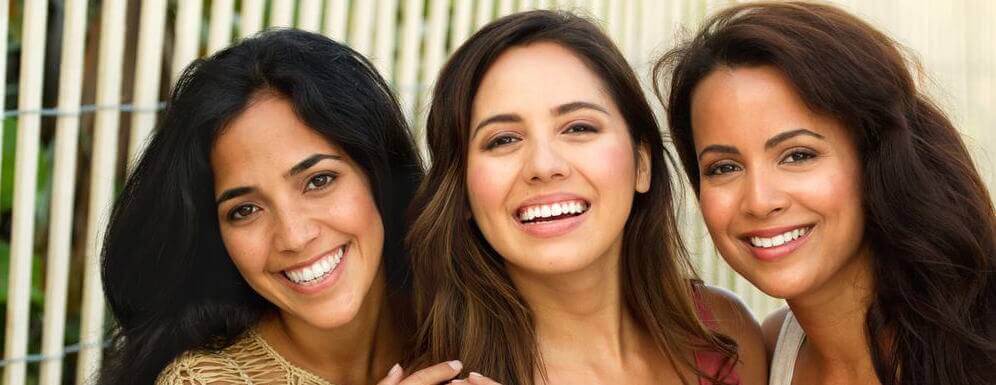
left=571, top=136, right=638, bottom=190
left=330, top=185, right=385, bottom=248
left=698, top=187, right=738, bottom=234
left=466, top=156, right=515, bottom=215
left=220, top=228, right=269, bottom=275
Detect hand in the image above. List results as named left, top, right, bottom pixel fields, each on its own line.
left=453, top=371, right=503, bottom=385
left=376, top=361, right=502, bottom=385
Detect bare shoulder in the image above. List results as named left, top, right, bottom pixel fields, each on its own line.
left=761, top=306, right=791, bottom=359
left=697, top=285, right=760, bottom=337
left=697, top=285, right=768, bottom=385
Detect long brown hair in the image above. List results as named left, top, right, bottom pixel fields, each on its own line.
left=407, top=10, right=736, bottom=385
left=655, top=2, right=996, bottom=384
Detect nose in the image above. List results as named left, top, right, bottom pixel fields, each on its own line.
left=522, top=138, right=570, bottom=184
left=740, top=168, right=790, bottom=219
left=272, top=204, right=320, bottom=253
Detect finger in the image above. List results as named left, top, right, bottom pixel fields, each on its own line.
left=467, top=372, right=502, bottom=385
left=399, top=360, right=463, bottom=385
left=375, top=363, right=404, bottom=385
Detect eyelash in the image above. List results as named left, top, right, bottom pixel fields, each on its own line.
left=780, top=149, right=817, bottom=164
left=483, top=123, right=599, bottom=150
left=564, top=123, right=599, bottom=134
left=305, top=172, right=338, bottom=191
left=228, top=204, right=259, bottom=221
left=704, top=149, right=818, bottom=177
left=485, top=134, right=521, bottom=150
left=225, top=172, right=338, bottom=222
left=705, top=162, right=742, bottom=176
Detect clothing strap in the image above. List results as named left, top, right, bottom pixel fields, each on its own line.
left=769, top=311, right=805, bottom=385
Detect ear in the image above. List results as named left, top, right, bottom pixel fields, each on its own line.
left=635, top=143, right=652, bottom=193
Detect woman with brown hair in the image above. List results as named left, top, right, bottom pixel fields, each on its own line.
left=407, top=10, right=767, bottom=385
left=655, top=2, right=995, bottom=385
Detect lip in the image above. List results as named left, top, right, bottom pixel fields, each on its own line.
left=513, top=193, right=591, bottom=239
left=277, top=243, right=349, bottom=295
left=740, top=224, right=814, bottom=262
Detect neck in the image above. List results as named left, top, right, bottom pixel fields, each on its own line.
left=259, top=271, right=401, bottom=384
left=788, top=248, right=878, bottom=378
left=509, top=240, right=649, bottom=369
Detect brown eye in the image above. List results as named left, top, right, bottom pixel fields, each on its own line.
left=485, top=134, right=521, bottom=150
left=563, top=123, right=598, bottom=134
left=229, top=204, right=260, bottom=220
left=306, top=173, right=337, bottom=191
left=706, top=162, right=742, bottom=176
left=781, top=150, right=817, bottom=164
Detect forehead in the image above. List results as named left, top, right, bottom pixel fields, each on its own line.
left=211, top=96, right=339, bottom=182
left=691, top=65, right=824, bottom=142
left=472, top=42, right=615, bottom=118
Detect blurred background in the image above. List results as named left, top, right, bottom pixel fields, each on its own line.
left=0, top=0, right=991, bottom=384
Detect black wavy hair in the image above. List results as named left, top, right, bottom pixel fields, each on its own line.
left=98, top=29, right=423, bottom=385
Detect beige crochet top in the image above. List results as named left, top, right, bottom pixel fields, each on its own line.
left=155, top=330, right=334, bottom=385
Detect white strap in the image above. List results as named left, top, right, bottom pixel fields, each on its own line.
left=768, top=312, right=806, bottom=385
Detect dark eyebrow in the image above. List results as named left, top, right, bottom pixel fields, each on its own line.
left=472, top=114, right=522, bottom=138
left=286, top=153, right=342, bottom=177
left=216, top=186, right=255, bottom=206
left=215, top=154, right=340, bottom=206
left=698, top=144, right=740, bottom=161
left=553, top=101, right=609, bottom=116
left=765, top=128, right=825, bottom=149
left=471, top=101, right=609, bottom=138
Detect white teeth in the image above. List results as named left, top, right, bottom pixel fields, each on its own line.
left=517, top=200, right=589, bottom=222
left=283, top=245, right=346, bottom=285
left=749, top=227, right=811, bottom=248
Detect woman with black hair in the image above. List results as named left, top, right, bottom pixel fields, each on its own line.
left=655, top=2, right=995, bottom=384
left=99, top=29, right=492, bottom=385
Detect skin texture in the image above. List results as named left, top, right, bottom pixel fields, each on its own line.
left=211, top=95, right=501, bottom=385
left=211, top=95, right=395, bottom=383
left=465, top=42, right=766, bottom=385
left=691, top=65, right=879, bottom=384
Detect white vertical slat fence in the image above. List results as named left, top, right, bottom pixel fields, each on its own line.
left=271, top=0, right=297, bottom=28
left=76, top=0, right=128, bottom=382
left=38, top=1, right=88, bottom=384
left=298, top=0, right=324, bottom=32
left=171, top=0, right=203, bottom=83
left=240, top=0, right=266, bottom=38
left=3, top=0, right=48, bottom=384
left=0, top=1, right=992, bottom=383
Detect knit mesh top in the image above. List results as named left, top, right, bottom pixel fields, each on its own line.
left=155, top=329, right=333, bottom=385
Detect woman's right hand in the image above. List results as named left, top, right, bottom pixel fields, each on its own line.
left=376, top=361, right=501, bottom=385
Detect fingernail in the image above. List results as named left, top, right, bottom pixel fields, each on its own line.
left=451, top=381, right=466, bottom=384
left=448, top=360, right=463, bottom=371
left=469, top=372, right=483, bottom=378
left=389, top=363, right=402, bottom=377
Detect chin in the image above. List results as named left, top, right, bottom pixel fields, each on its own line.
left=510, top=251, right=600, bottom=276
left=745, top=270, right=815, bottom=300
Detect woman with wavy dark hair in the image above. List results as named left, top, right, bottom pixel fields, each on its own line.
left=654, top=2, right=995, bottom=384
left=407, top=10, right=767, bottom=385
left=99, top=29, right=487, bottom=385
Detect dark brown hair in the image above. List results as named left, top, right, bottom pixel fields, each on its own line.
left=407, top=10, right=736, bottom=385
left=654, top=2, right=996, bottom=384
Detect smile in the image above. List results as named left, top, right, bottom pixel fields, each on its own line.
left=516, top=199, right=589, bottom=224
left=282, top=244, right=347, bottom=286
left=748, top=226, right=811, bottom=248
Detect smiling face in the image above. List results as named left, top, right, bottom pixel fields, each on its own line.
left=211, top=95, right=385, bottom=330
left=690, top=65, right=867, bottom=300
left=465, top=42, right=651, bottom=279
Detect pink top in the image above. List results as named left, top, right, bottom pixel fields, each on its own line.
left=692, top=290, right=741, bottom=385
